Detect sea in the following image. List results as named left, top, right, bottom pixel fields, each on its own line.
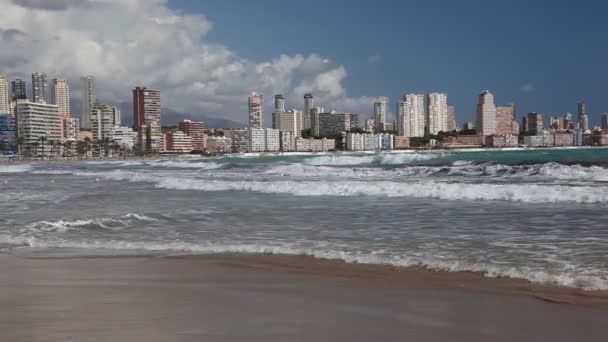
left=1, top=148, right=608, bottom=290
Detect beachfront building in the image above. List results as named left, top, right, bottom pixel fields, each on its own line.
left=31, top=72, right=49, bottom=104
left=313, top=111, right=358, bottom=137
left=248, top=92, right=263, bottom=129
left=80, top=76, right=95, bottom=129
left=52, top=78, right=70, bottom=116
left=206, top=136, right=232, bottom=154
left=165, top=130, right=193, bottom=153
left=374, top=99, right=387, bottom=132
left=346, top=133, right=394, bottom=151
left=178, top=119, right=205, bottom=150
left=0, top=75, right=9, bottom=114
left=0, top=113, right=16, bottom=154
left=224, top=129, right=249, bottom=153
left=295, top=137, right=335, bottom=152
left=133, top=87, right=161, bottom=153
left=447, top=106, right=456, bottom=131
left=279, top=109, right=302, bottom=137
left=397, top=93, right=425, bottom=137
left=63, top=116, right=80, bottom=141
left=265, top=128, right=280, bottom=152
left=495, top=105, right=515, bottom=136
left=476, top=90, right=496, bottom=136
left=15, top=101, right=62, bottom=157
left=426, top=93, right=448, bottom=134
left=109, top=126, right=136, bottom=150
left=91, top=103, right=119, bottom=141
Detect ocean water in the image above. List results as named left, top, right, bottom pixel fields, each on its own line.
left=1, top=148, right=608, bottom=290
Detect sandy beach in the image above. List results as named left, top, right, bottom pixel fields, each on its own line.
left=1, top=252, right=607, bottom=342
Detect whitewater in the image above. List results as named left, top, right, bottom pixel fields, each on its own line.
left=1, top=148, right=608, bottom=290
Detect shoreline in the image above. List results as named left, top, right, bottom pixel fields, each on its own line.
left=2, top=145, right=608, bottom=163
left=2, top=252, right=607, bottom=341
left=9, top=249, right=608, bottom=309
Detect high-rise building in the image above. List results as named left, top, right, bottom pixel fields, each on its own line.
left=11, top=79, right=27, bottom=101
left=80, top=76, right=95, bottom=129
left=279, top=109, right=302, bottom=136
left=303, top=94, right=314, bottom=130
left=314, top=112, right=357, bottom=137
left=52, top=78, right=70, bottom=116
left=563, top=112, right=574, bottom=130
left=426, top=93, right=448, bottom=134
left=447, top=106, right=456, bottom=131
left=577, top=101, right=589, bottom=131
left=133, top=87, right=161, bottom=152
left=272, top=94, right=285, bottom=129
left=476, top=90, right=496, bottom=136
left=601, top=113, right=608, bottom=130
left=527, top=112, right=544, bottom=135
left=374, top=100, right=387, bottom=132
left=397, top=93, right=425, bottom=137
left=109, top=126, right=137, bottom=150
left=63, top=116, right=80, bottom=141
left=15, top=102, right=62, bottom=157
left=31, top=72, right=49, bottom=104
left=521, top=116, right=529, bottom=134
left=248, top=92, right=263, bottom=129
left=0, top=113, right=16, bottom=154
left=179, top=119, right=205, bottom=150
left=0, top=75, right=9, bottom=114
left=309, top=106, right=325, bottom=137
left=495, top=105, right=515, bottom=135
left=91, top=103, right=118, bottom=141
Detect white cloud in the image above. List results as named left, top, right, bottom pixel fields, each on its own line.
left=0, top=0, right=381, bottom=124
left=520, top=82, right=535, bottom=93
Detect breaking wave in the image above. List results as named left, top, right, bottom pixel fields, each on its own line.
left=304, top=153, right=441, bottom=166
left=0, top=235, right=605, bottom=290
left=24, top=213, right=159, bottom=233
left=0, top=164, right=34, bottom=173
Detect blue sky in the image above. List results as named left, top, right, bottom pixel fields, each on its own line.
left=169, top=0, right=608, bottom=125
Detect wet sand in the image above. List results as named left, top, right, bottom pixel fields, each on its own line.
left=1, top=252, right=607, bottom=342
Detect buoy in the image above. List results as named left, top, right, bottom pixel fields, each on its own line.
left=95, top=177, right=101, bottom=182
left=208, top=173, right=212, bottom=177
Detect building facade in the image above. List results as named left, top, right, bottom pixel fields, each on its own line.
left=527, top=112, right=544, bottom=135
left=91, top=103, right=118, bottom=141
left=447, top=106, right=456, bottom=132
left=374, top=100, right=387, bottom=132
left=133, top=87, right=161, bottom=152
left=63, top=116, right=80, bottom=141
left=11, top=79, right=27, bottom=101
left=397, top=93, right=425, bottom=137
left=0, top=113, right=16, bottom=154
left=206, top=136, right=232, bottom=154
left=272, top=94, right=285, bottom=129
left=0, top=75, right=9, bottom=114
left=80, top=76, right=95, bottom=129
left=248, top=92, right=263, bottom=129
left=109, top=126, right=136, bottom=150
left=178, top=119, right=205, bottom=150
left=303, top=94, right=314, bottom=130
left=426, top=93, right=448, bottom=134
left=52, top=77, right=70, bottom=116
left=476, top=90, right=496, bottom=136
left=315, top=112, right=356, bottom=137
left=15, top=102, right=62, bottom=157
left=31, top=72, right=49, bottom=104
left=165, top=130, right=193, bottom=153
left=578, top=101, right=589, bottom=131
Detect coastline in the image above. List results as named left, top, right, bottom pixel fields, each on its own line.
left=2, top=252, right=607, bottom=342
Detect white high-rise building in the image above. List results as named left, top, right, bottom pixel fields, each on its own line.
left=248, top=92, right=263, bottom=129
left=265, top=128, right=280, bottom=152
left=476, top=90, right=496, bottom=136
left=303, top=94, right=314, bottom=130
left=0, top=74, right=9, bottom=114
left=52, top=78, right=70, bottom=116
left=109, top=126, right=136, bottom=150
left=91, top=103, right=118, bottom=141
left=80, top=76, right=95, bottom=129
left=374, top=100, right=387, bottom=132
left=397, top=94, right=425, bottom=137
left=15, top=102, right=62, bottom=157
left=426, top=93, right=448, bottom=134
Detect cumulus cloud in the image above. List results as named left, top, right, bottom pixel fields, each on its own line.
left=0, top=0, right=380, bottom=125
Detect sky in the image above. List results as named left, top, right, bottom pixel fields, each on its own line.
left=1, top=0, right=607, bottom=127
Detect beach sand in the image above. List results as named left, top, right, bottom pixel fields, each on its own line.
left=1, top=252, right=607, bottom=342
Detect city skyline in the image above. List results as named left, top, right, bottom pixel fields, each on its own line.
left=0, top=0, right=607, bottom=127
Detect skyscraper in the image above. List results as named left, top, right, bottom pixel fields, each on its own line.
left=32, top=72, right=49, bottom=104
left=248, top=92, right=263, bottom=129
left=133, top=87, right=162, bottom=152
left=577, top=101, right=589, bottom=131
left=601, top=113, right=608, bottom=130
left=476, top=90, right=496, bottom=136
left=374, top=100, right=387, bottom=132
left=397, top=94, right=425, bottom=137
left=426, top=93, right=448, bottom=134
left=303, top=94, right=314, bottom=130
left=527, top=112, right=543, bottom=135
left=80, top=76, right=95, bottom=129
left=447, top=106, right=456, bottom=131
left=0, top=75, right=9, bottom=114
left=11, top=79, right=27, bottom=100
left=272, top=94, right=285, bottom=129
left=52, top=77, right=70, bottom=116
left=495, top=105, right=515, bottom=135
